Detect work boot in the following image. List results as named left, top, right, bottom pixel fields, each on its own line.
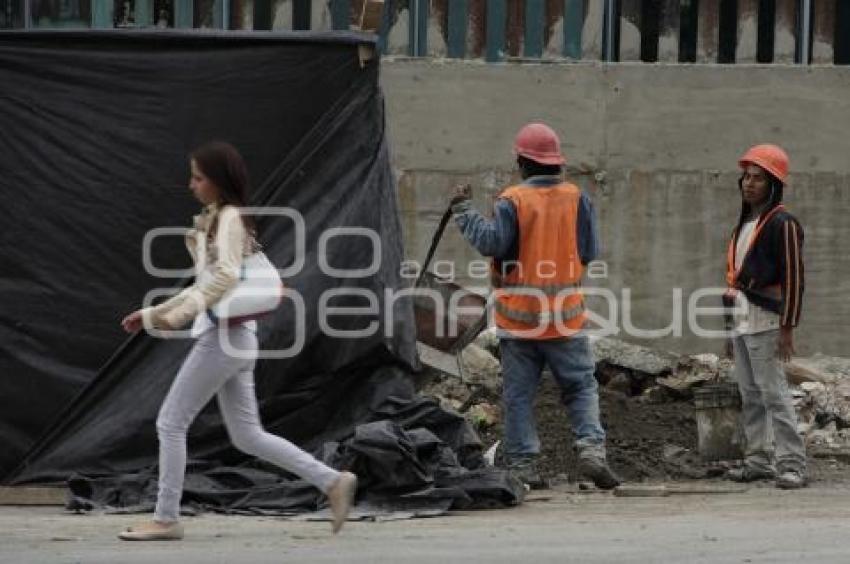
left=578, top=456, right=621, bottom=490
left=726, top=467, right=776, bottom=483
left=506, top=457, right=547, bottom=490
left=775, top=470, right=806, bottom=490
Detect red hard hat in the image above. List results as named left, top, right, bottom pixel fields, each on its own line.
left=513, top=123, right=566, bottom=166
left=739, top=144, right=789, bottom=183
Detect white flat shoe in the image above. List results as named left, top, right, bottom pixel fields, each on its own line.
left=326, top=472, right=357, bottom=534
left=118, top=521, right=184, bottom=541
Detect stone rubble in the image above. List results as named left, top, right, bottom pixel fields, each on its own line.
left=421, top=335, right=850, bottom=456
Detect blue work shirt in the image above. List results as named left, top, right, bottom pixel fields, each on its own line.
left=451, top=175, right=600, bottom=265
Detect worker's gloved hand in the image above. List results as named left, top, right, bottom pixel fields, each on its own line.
left=449, top=183, right=472, bottom=207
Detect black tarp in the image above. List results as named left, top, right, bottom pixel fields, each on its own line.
left=0, top=30, right=522, bottom=510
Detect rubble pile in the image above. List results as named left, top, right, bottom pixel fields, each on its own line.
left=789, top=355, right=850, bottom=455
left=420, top=333, right=850, bottom=482
left=423, top=334, right=710, bottom=481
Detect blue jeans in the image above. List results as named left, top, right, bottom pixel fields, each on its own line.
left=500, top=336, right=605, bottom=460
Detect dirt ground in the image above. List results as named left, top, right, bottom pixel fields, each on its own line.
left=476, top=379, right=850, bottom=485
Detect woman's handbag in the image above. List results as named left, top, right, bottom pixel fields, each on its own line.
left=204, top=252, right=284, bottom=324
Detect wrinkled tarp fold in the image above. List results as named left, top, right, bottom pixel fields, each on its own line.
left=65, top=368, right=523, bottom=515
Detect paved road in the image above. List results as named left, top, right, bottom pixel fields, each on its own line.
left=2, top=485, right=850, bottom=564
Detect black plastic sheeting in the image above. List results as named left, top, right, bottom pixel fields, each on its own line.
left=0, top=31, right=522, bottom=512
left=65, top=369, right=522, bottom=516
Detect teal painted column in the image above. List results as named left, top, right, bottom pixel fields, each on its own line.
left=91, top=0, right=112, bottom=27
left=524, top=0, right=544, bottom=57
left=135, top=0, right=152, bottom=25
left=211, top=0, right=225, bottom=28
left=486, top=0, right=506, bottom=61
left=563, top=0, right=583, bottom=58
left=408, top=0, right=428, bottom=56
left=376, top=0, right=393, bottom=53
left=331, top=0, right=350, bottom=30
left=174, top=0, right=192, bottom=27
left=447, top=0, right=468, bottom=58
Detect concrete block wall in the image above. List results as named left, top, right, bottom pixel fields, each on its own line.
left=382, top=60, right=850, bottom=356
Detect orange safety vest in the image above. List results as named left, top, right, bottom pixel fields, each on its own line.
left=725, top=204, right=785, bottom=289
left=492, top=181, right=586, bottom=339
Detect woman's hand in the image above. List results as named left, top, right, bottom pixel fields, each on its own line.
left=777, top=325, right=795, bottom=363
left=121, top=310, right=144, bottom=333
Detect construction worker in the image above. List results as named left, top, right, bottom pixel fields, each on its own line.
left=450, top=122, right=619, bottom=490
left=724, top=144, right=806, bottom=489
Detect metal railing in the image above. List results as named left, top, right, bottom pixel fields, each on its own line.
left=3, top=0, right=849, bottom=65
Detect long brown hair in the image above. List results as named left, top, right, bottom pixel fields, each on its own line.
left=190, top=141, right=257, bottom=236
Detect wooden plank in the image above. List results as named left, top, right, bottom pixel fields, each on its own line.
left=91, top=0, right=112, bottom=27
left=330, top=0, right=350, bottom=30
left=486, top=0, right=506, bottom=62
left=0, top=487, right=67, bottom=506
left=448, top=0, right=468, bottom=58
left=811, top=0, right=835, bottom=64
left=697, top=0, right=720, bottom=62
left=563, top=0, right=584, bottom=59
left=174, top=0, right=192, bottom=27
left=524, top=0, right=545, bottom=57
left=358, top=0, right=384, bottom=31
left=614, top=485, right=671, bottom=498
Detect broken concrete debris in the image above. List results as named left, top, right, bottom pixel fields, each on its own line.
left=420, top=334, right=850, bottom=479
left=472, top=326, right=500, bottom=359
left=459, top=343, right=502, bottom=396
left=791, top=358, right=850, bottom=451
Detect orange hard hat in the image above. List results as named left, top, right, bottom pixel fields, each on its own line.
left=739, top=144, right=789, bottom=183
left=513, top=122, right=566, bottom=166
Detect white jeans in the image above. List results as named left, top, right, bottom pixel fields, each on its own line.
left=154, top=326, right=340, bottom=522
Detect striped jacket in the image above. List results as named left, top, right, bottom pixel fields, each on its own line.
left=729, top=205, right=804, bottom=327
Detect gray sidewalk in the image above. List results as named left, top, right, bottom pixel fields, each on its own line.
left=2, top=485, right=850, bottom=564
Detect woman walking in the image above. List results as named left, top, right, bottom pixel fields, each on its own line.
left=118, top=142, right=356, bottom=540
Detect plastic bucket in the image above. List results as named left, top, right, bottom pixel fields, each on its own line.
left=694, top=382, right=746, bottom=461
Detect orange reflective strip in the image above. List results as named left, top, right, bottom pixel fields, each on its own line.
left=727, top=204, right=786, bottom=287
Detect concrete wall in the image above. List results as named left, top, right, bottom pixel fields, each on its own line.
left=381, top=60, right=850, bottom=356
